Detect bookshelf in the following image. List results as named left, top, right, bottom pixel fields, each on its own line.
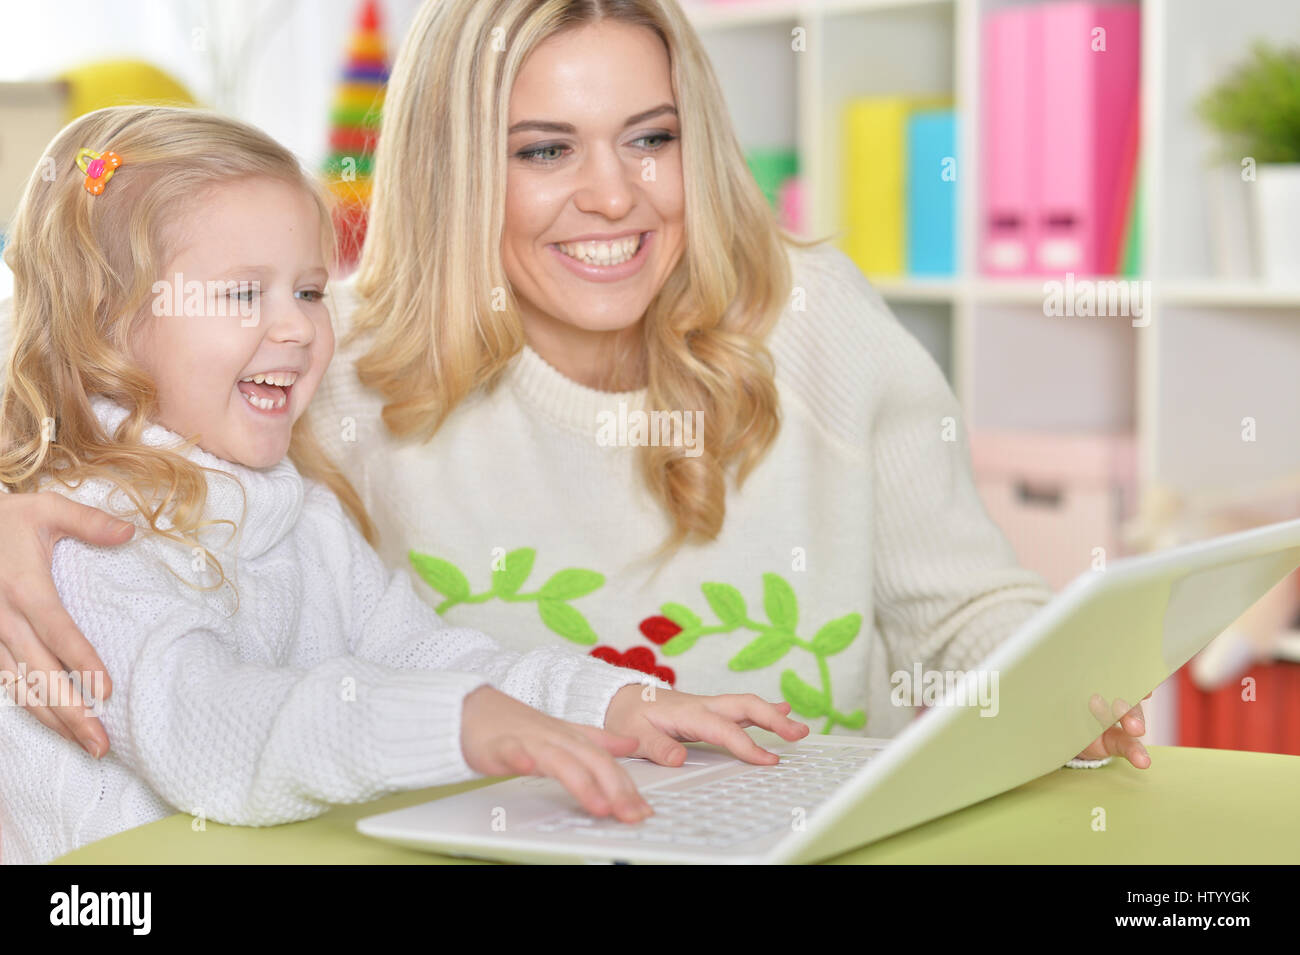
left=684, top=0, right=1300, bottom=749
left=687, top=0, right=1300, bottom=504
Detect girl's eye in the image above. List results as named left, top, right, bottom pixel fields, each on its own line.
left=517, top=143, right=569, bottom=164
left=227, top=286, right=257, bottom=304
left=296, top=289, right=326, bottom=303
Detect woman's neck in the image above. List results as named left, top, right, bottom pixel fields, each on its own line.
left=522, top=314, right=648, bottom=393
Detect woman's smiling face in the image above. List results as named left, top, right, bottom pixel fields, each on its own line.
left=502, top=20, right=685, bottom=373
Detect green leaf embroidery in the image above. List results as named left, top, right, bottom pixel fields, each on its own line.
left=492, top=547, right=535, bottom=596
left=409, top=552, right=470, bottom=602
left=660, top=602, right=702, bottom=631
left=408, top=547, right=606, bottom=640
left=539, top=568, right=604, bottom=601
left=837, top=709, right=867, bottom=730
left=762, top=573, right=799, bottom=631
left=701, top=582, right=746, bottom=626
left=811, top=613, right=862, bottom=657
left=781, top=669, right=828, bottom=718
left=537, top=600, right=598, bottom=645
left=729, top=632, right=796, bottom=671
left=660, top=574, right=868, bottom=734
left=660, top=631, right=701, bottom=656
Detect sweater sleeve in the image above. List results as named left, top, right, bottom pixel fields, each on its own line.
left=53, top=533, right=493, bottom=827
left=309, top=482, right=659, bottom=729
left=865, top=290, right=1054, bottom=676
left=778, top=246, right=1055, bottom=679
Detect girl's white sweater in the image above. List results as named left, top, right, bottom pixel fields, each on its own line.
left=0, top=396, right=650, bottom=864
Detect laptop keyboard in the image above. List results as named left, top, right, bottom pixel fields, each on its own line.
left=527, top=743, right=882, bottom=849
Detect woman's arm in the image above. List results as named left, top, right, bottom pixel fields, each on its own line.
left=0, top=296, right=132, bottom=755
left=863, top=289, right=1054, bottom=677
left=0, top=491, right=134, bottom=755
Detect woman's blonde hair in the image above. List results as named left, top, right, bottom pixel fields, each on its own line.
left=0, top=105, right=377, bottom=603
left=352, top=0, right=823, bottom=551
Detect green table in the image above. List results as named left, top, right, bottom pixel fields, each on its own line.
left=53, top=746, right=1300, bottom=864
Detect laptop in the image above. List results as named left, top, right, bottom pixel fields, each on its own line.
left=357, top=516, right=1300, bottom=864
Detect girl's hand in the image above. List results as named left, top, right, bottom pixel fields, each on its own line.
left=603, top=685, right=811, bottom=766
left=459, top=685, right=654, bottom=823
left=1075, top=691, right=1154, bottom=768
left=0, top=492, right=134, bottom=757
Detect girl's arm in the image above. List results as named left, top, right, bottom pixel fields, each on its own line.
left=54, top=534, right=492, bottom=827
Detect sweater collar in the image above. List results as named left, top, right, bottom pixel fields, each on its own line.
left=88, top=395, right=304, bottom=560
left=503, top=344, right=647, bottom=434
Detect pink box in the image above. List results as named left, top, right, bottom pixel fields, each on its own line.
left=1034, top=2, right=1141, bottom=275
left=980, top=2, right=1141, bottom=276
left=968, top=429, right=1138, bottom=592
left=980, top=5, right=1041, bottom=275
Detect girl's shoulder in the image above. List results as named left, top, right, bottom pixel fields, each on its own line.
left=768, top=240, right=953, bottom=448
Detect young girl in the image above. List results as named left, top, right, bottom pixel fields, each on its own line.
left=0, top=105, right=806, bottom=865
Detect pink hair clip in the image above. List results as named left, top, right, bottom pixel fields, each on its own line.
left=75, top=148, right=123, bottom=196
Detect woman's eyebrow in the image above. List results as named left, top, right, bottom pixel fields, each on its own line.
left=508, top=103, right=677, bottom=135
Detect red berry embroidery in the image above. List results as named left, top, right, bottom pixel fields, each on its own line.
left=621, top=646, right=654, bottom=671
left=639, top=615, right=682, bottom=645
left=587, top=645, right=676, bottom=686
left=590, top=646, right=621, bottom=665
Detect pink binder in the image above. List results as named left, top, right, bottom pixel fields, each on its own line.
left=980, top=6, right=1041, bottom=276
left=1034, top=2, right=1140, bottom=276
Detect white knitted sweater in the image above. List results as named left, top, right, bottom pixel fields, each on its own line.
left=0, top=397, right=650, bottom=865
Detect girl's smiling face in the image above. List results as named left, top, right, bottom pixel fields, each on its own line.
left=132, top=177, right=333, bottom=469
left=502, top=20, right=686, bottom=381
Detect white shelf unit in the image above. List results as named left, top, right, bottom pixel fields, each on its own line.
left=686, top=0, right=1300, bottom=749
left=688, top=0, right=1300, bottom=506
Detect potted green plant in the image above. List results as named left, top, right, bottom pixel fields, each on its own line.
left=1196, top=41, right=1300, bottom=284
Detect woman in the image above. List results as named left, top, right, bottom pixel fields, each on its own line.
left=0, top=0, right=1149, bottom=771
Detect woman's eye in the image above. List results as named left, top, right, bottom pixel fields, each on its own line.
left=296, top=289, right=325, bottom=302
left=227, top=287, right=257, bottom=304
left=518, top=143, right=569, bottom=164
left=633, top=132, right=676, bottom=150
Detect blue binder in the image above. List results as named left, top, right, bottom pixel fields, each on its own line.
left=906, top=110, right=958, bottom=276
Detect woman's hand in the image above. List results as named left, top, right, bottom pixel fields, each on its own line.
left=0, top=492, right=134, bottom=757
left=603, top=685, right=811, bottom=766
left=459, top=685, right=654, bottom=823
left=1075, top=691, right=1154, bottom=768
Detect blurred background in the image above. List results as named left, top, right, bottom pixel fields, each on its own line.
left=0, top=0, right=1297, bottom=754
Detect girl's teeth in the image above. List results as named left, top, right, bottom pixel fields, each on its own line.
left=555, top=234, right=642, bottom=266
left=242, top=390, right=286, bottom=411
left=239, top=372, right=298, bottom=387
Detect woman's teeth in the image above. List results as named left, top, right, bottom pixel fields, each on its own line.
left=554, top=234, right=642, bottom=266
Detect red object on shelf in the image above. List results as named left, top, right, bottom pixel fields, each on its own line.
left=1176, top=660, right=1300, bottom=755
